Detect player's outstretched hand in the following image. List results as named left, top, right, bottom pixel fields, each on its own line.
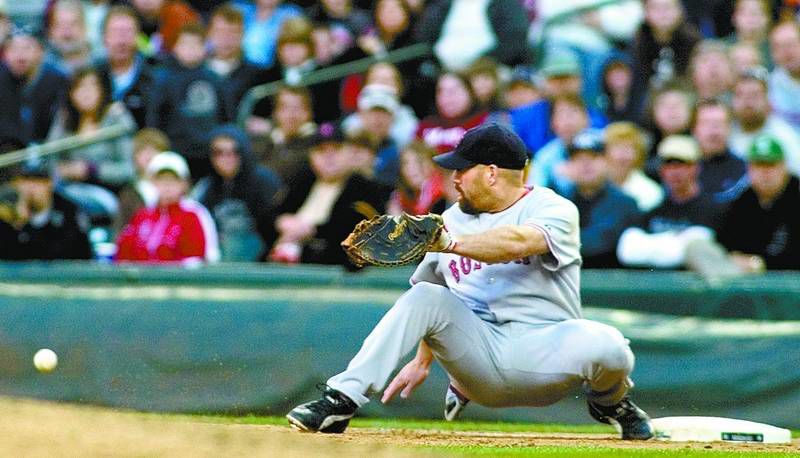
left=381, top=358, right=431, bottom=404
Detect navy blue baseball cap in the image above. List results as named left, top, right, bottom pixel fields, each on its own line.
left=433, top=123, right=529, bottom=170
left=567, top=129, right=605, bottom=157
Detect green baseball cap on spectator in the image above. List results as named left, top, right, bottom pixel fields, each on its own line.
left=747, top=135, right=784, bottom=164
left=540, top=51, right=581, bottom=78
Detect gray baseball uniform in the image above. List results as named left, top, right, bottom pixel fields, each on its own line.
left=328, top=187, right=635, bottom=408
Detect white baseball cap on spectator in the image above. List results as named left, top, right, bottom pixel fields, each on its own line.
left=147, top=151, right=190, bottom=180
left=357, top=84, right=399, bottom=114
left=657, top=135, right=700, bottom=163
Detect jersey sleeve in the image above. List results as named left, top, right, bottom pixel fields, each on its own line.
left=409, top=252, right=446, bottom=286
left=522, top=195, right=581, bottom=271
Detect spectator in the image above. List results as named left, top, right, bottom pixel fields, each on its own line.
left=510, top=50, right=607, bottom=155
left=605, top=122, right=664, bottom=212
left=464, top=56, right=501, bottom=113
left=45, top=0, right=92, bottom=74
left=559, top=130, right=641, bottom=268
left=341, top=84, right=402, bottom=186
left=96, top=6, right=155, bottom=129
left=416, top=72, right=488, bottom=154
left=269, top=123, right=389, bottom=266
left=306, top=0, right=372, bottom=58
left=237, top=0, right=302, bottom=69
left=116, top=151, right=220, bottom=264
left=598, top=52, right=638, bottom=123
left=0, top=30, right=68, bottom=144
left=191, top=124, right=284, bottom=261
left=387, top=140, right=447, bottom=215
left=719, top=135, right=800, bottom=270
left=0, top=2, right=10, bottom=50
left=643, top=82, right=694, bottom=171
left=688, top=40, right=735, bottom=103
left=631, top=0, right=700, bottom=103
left=768, top=19, right=800, bottom=132
left=147, top=23, right=229, bottom=178
left=206, top=3, right=262, bottom=116
left=728, top=40, right=765, bottom=75
left=503, top=65, right=542, bottom=110
left=49, top=66, right=136, bottom=191
left=527, top=94, right=591, bottom=194
left=729, top=67, right=800, bottom=176
left=415, top=0, right=530, bottom=71
left=255, top=85, right=317, bottom=182
left=130, top=0, right=201, bottom=59
left=724, top=0, right=772, bottom=69
left=617, top=135, right=729, bottom=272
left=0, top=160, right=92, bottom=260
left=692, top=99, right=749, bottom=203
left=251, top=17, right=344, bottom=123
left=359, top=62, right=419, bottom=148
left=357, top=0, right=415, bottom=57
left=112, top=127, right=169, bottom=236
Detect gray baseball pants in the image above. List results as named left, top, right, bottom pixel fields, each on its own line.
left=328, top=282, right=635, bottom=408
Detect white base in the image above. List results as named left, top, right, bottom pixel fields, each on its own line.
left=652, top=416, right=792, bottom=444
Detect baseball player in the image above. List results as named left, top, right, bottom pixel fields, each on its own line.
left=287, top=123, right=653, bottom=440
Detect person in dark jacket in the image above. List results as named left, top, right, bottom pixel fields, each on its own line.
left=206, top=3, right=262, bottom=119
left=0, top=161, right=92, bottom=260
left=269, top=123, right=390, bottom=267
left=559, top=130, right=641, bottom=268
left=191, top=124, right=285, bottom=261
left=719, top=135, right=800, bottom=270
left=0, top=29, right=68, bottom=144
left=146, top=23, right=229, bottom=178
left=96, top=5, right=155, bottom=129
left=630, top=0, right=700, bottom=112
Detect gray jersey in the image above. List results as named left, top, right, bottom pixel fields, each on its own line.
left=410, top=186, right=582, bottom=325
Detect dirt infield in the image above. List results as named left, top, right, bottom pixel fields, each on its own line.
left=0, top=397, right=796, bottom=456
left=319, top=426, right=799, bottom=453
left=0, top=397, right=425, bottom=458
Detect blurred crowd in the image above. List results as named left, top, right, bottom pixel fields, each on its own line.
left=0, top=0, right=797, bottom=274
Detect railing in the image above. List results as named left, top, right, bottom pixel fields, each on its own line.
left=235, top=42, right=432, bottom=126
left=0, top=122, right=136, bottom=169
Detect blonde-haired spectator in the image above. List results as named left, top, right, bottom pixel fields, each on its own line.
left=605, top=122, right=664, bottom=212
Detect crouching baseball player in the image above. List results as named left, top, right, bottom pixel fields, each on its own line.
left=287, top=123, right=654, bottom=440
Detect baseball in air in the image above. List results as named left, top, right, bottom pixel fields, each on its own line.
left=33, top=348, right=58, bottom=373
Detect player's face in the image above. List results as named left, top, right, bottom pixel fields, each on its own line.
left=452, top=165, right=489, bottom=214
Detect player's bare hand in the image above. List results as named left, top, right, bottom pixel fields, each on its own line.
left=381, top=359, right=430, bottom=404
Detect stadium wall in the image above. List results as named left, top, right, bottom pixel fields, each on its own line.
left=0, top=262, right=798, bottom=428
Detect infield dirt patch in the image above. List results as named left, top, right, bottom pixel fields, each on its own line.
left=0, top=397, right=796, bottom=456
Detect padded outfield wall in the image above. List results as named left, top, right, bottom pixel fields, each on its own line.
left=0, top=262, right=798, bottom=428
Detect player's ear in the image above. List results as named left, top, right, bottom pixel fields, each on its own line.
left=487, top=164, right=498, bottom=186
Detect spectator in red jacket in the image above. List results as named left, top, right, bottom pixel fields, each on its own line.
left=115, top=151, right=219, bottom=264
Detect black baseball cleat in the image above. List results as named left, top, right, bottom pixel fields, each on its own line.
left=588, top=396, right=654, bottom=440
left=444, top=384, right=470, bottom=421
left=286, top=384, right=358, bottom=433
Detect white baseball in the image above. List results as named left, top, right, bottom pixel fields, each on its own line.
left=33, top=348, right=58, bottom=373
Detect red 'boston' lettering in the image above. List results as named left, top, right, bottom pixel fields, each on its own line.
left=460, top=257, right=472, bottom=275
left=448, top=260, right=460, bottom=283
